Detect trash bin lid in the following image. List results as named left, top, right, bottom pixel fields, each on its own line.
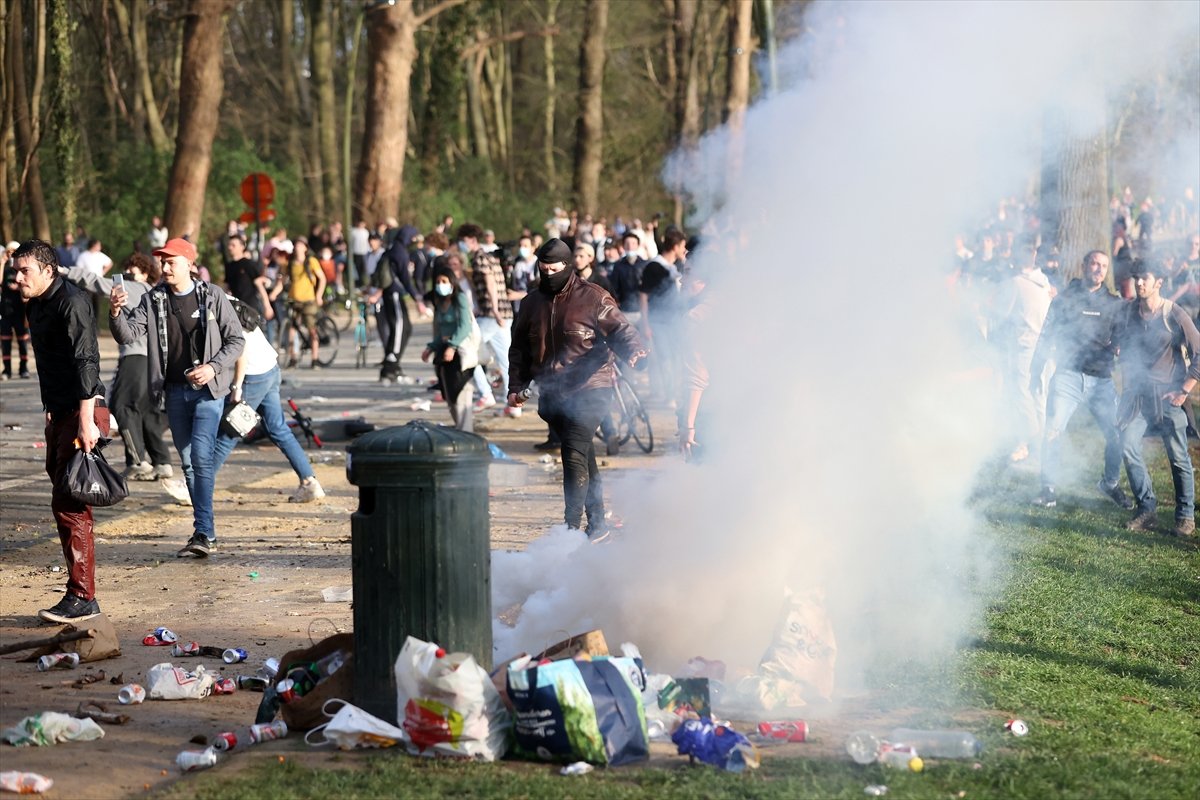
left=347, top=421, right=490, bottom=485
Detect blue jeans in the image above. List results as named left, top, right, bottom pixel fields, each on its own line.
left=213, top=366, right=314, bottom=482
left=1040, top=370, right=1122, bottom=491
left=1121, top=401, right=1196, bottom=520
left=165, top=384, right=224, bottom=540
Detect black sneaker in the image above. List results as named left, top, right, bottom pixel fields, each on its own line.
left=605, top=437, right=621, bottom=457
left=38, top=593, right=101, bottom=624
left=1097, top=480, right=1135, bottom=510
left=533, top=439, right=560, bottom=452
left=177, top=534, right=214, bottom=558
left=1032, top=488, right=1057, bottom=508
left=1126, top=506, right=1158, bottom=532
left=18, top=368, right=30, bottom=379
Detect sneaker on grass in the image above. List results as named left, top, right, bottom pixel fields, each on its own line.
left=1096, top=480, right=1135, bottom=510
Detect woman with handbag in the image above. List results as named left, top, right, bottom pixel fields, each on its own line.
left=212, top=296, right=325, bottom=503
left=421, top=263, right=479, bottom=432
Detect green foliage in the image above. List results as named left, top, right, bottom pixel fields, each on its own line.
left=400, top=156, right=559, bottom=237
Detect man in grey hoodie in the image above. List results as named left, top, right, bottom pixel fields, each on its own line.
left=110, top=238, right=244, bottom=558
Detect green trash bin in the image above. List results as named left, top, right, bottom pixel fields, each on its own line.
left=346, top=420, right=492, bottom=723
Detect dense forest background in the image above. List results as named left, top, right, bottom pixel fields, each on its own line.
left=0, top=0, right=802, bottom=259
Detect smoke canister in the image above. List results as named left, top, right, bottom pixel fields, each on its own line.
left=222, top=648, right=248, bottom=664
left=172, top=641, right=201, bottom=657
left=176, top=747, right=218, bottom=772
left=211, top=732, right=238, bottom=752
left=757, top=720, right=808, bottom=742
left=117, top=683, right=147, bottom=704
left=212, top=678, right=237, bottom=695
left=36, top=653, right=81, bottom=671
left=248, top=720, right=288, bottom=744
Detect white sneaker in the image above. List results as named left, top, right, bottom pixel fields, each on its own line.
left=123, top=461, right=155, bottom=481
left=289, top=477, right=326, bottom=503
left=153, top=463, right=174, bottom=479
left=161, top=478, right=192, bottom=506
left=503, top=406, right=523, bottom=418
left=474, top=396, right=497, bottom=411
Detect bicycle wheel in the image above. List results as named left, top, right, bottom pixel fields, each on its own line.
left=354, top=321, right=368, bottom=368
left=331, top=296, right=356, bottom=331
left=314, top=315, right=340, bottom=367
left=617, top=377, right=653, bottom=453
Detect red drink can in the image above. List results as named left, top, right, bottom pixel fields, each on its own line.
left=276, top=678, right=298, bottom=704
left=212, top=731, right=238, bottom=751
left=171, top=641, right=201, bottom=657
left=757, top=720, right=808, bottom=742
left=212, top=678, right=237, bottom=695
left=248, top=720, right=288, bottom=744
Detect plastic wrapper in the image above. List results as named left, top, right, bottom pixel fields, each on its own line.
left=0, top=771, right=53, bottom=794
left=671, top=717, right=760, bottom=772
left=146, top=662, right=215, bottom=700
left=1, top=713, right=104, bottom=747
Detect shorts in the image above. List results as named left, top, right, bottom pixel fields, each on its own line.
left=291, top=301, right=319, bottom=331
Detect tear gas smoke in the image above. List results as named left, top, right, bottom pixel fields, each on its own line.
left=493, top=0, right=1200, bottom=706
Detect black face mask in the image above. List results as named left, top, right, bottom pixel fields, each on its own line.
left=539, top=267, right=571, bottom=294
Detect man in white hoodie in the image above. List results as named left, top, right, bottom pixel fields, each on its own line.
left=998, top=235, right=1054, bottom=463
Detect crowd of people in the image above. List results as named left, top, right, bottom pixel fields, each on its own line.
left=947, top=187, right=1199, bottom=539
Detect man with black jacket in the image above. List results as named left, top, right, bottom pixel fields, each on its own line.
left=1031, top=251, right=1131, bottom=510
left=13, top=239, right=110, bottom=622
left=508, top=238, right=646, bottom=538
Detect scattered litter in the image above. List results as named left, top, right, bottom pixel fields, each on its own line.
left=1005, top=719, right=1029, bottom=736
left=0, top=771, right=52, bottom=794
left=212, top=731, right=238, bottom=751
left=308, top=396, right=328, bottom=403
left=49, top=566, right=61, bottom=573
left=248, top=572, right=259, bottom=580
left=118, top=684, right=146, bottom=705
left=285, top=611, right=302, bottom=617
left=146, top=663, right=215, bottom=700
left=5, top=424, right=23, bottom=431
left=672, top=717, right=760, bottom=772
left=538, top=454, right=553, bottom=464
left=213, top=678, right=237, bottom=695
left=176, top=747, right=218, bottom=772
left=171, top=642, right=201, bottom=657
left=321, top=586, right=352, bottom=603
left=303, top=699, right=406, bottom=749
left=36, top=653, right=79, bottom=672
left=32, top=442, right=45, bottom=449
left=142, top=627, right=178, bottom=646
left=756, top=720, right=808, bottom=743
left=75, top=701, right=130, bottom=726
left=70, top=670, right=106, bottom=688
left=560, top=762, right=594, bottom=776
left=223, top=648, right=248, bottom=664
left=890, top=728, right=981, bottom=758
left=1, top=712, right=104, bottom=746
left=863, top=786, right=889, bottom=797
left=409, top=399, right=431, bottom=412
left=879, top=745, right=923, bottom=772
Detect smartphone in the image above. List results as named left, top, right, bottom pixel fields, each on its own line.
left=112, top=274, right=124, bottom=290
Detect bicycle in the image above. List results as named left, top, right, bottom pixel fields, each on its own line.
left=280, top=302, right=340, bottom=368
left=599, top=364, right=653, bottom=454
left=352, top=291, right=377, bottom=369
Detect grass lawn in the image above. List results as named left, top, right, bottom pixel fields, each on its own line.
left=168, top=433, right=1200, bottom=800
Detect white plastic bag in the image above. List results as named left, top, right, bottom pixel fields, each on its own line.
left=304, top=699, right=407, bottom=750
left=1, top=713, right=104, bottom=747
left=146, top=662, right=215, bottom=700
left=0, top=771, right=54, bottom=793
left=393, top=635, right=510, bottom=761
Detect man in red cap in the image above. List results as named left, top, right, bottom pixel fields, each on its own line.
left=110, top=237, right=244, bottom=557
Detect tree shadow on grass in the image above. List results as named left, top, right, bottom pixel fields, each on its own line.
left=968, top=637, right=1192, bottom=692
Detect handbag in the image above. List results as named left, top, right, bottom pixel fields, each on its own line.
left=221, top=400, right=261, bottom=438
left=59, top=440, right=128, bottom=507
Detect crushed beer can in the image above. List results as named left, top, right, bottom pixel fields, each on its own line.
left=37, top=652, right=81, bottom=671
left=211, top=731, right=238, bottom=752
left=756, top=720, right=808, bottom=743
left=222, top=648, right=248, bottom=664
left=171, top=641, right=201, bottom=657
left=118, top=683, right=147, bottom=704
left=276, top=678, right=300, bottom=704
left=176, top=747, right=218, bottom=772
left=142, top=627, right=179, bottom=646
left=212, top=678, right=237, bottom=695
left=248, top=720, right=288, bottom=744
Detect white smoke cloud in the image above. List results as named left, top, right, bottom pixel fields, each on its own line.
left=493, top=0, right=1199, bottom=707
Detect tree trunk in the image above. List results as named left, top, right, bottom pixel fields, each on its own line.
left=723, top=0, right=752, bottom=125
left=466, top=47, right=490, bottom=161
left=572, top=0, right=607, bottom=217
left=674, top=0, right=700, bottom=148
left=1050, top=133, right=1110, bottom=285
left=126, top=0, right=171, bottom=151
left=49, top=0, right=79, bottom=236
left=356, top=2, right=419, bottom=223
left=543, top=0, right=559, bottom=196
left=309, top=0, right=339, bottom=219
left=279, top=0, right=303, bottom=179
left=0, top=0, right=12, bottom=240
left=8, top=0, right=51, bottom=239
left=164, top=0, right=232, bottom=240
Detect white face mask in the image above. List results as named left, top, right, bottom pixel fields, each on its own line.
left=435, top=283, right=453, bottom=297
left=518, top=247, right=532, bottom=260
left=626, top=253, right=639, bottom=262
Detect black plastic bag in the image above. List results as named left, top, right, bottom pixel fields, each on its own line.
left=59, top=439, right=128, bottom=507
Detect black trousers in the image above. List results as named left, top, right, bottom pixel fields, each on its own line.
left=377, top=292, right=412, bottom=376
left=539, top=387, right=614, bottom=529
left=111, top=354, right=171, bottom=467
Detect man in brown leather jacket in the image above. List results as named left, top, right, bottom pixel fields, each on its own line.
left=508, top=238, right=646, bottom=538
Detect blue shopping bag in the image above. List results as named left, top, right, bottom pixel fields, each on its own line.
left=506, top=656, right=649, bottom=766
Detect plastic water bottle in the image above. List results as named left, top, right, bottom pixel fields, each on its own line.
left=890, top=728, right=981, bottom=759
left=845, top=730, right=881, bottom=764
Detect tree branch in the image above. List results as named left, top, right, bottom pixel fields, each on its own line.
left=414, top=0, right=469, bottom=27
left=459, top=25, right=559, bottom=59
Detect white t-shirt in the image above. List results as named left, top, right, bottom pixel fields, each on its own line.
left=241, top=327, right=279, bottom=377
left=350, top=226, right=370, bottom=256
left=76, top=249, right=113, bottom=276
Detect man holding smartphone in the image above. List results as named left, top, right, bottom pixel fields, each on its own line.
left=110, top=238, right=244, bottom=557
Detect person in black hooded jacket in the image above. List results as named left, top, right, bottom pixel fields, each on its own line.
left=367, top=224, right=427, bottom=384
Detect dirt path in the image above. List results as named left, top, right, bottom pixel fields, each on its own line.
left=0, top=332, right=681, bottom=798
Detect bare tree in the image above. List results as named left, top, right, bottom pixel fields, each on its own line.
left=542, top=0, right=560, bottom=195
left=355, top=0, right=467, bottom=224
left=572, top=0, right=608, bottom=216
left=49, top=0, right=79, bottom=234
left=723, top=0, right=753, bottom=126
left=8, top=0, right=51, bottom=239
left=309, top=0, right=339, bottom=219
left=164, top=0, right=233, bottom=240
